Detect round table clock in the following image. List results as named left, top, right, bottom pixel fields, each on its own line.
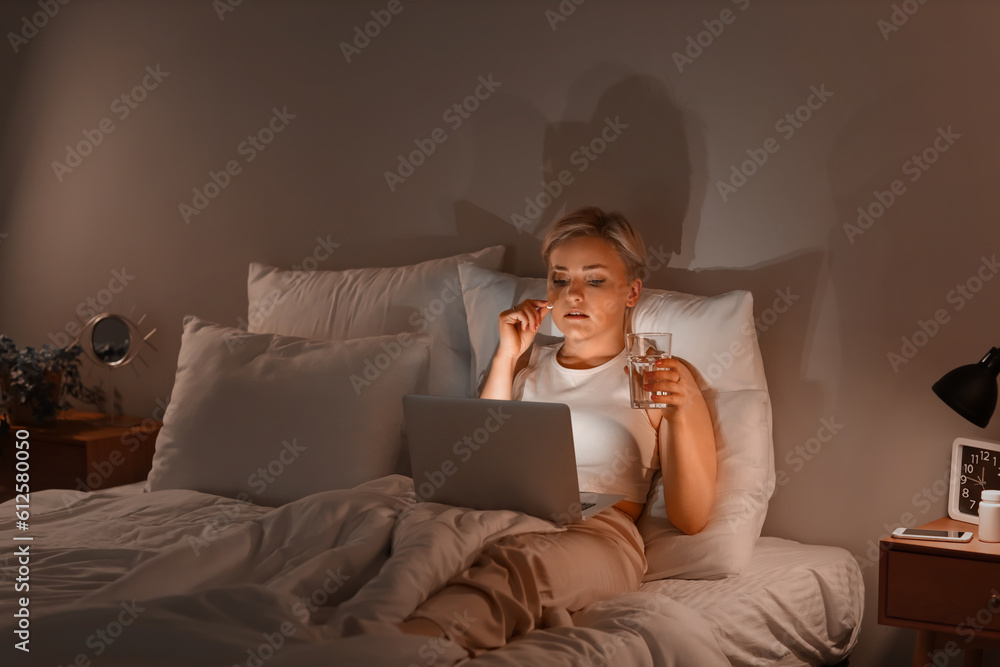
left=949, top=437, right=1000, bottom=524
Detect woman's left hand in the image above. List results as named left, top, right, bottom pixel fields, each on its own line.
left=640, top=357, right=705, bottom=422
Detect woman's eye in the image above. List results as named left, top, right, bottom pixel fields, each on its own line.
left=550, top=278, right=604, bottom=286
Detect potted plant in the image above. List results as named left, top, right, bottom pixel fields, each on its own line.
left=0, top=335, right=104, bottom=431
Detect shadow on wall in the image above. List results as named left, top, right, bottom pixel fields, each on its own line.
left=448, top=66, right=698, bottom=274
left=441, top=65, right=828, bottom=490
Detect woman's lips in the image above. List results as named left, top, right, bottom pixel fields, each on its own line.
left=564, top=312, right=588, bottom=319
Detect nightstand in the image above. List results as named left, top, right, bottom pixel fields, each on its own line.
left=0, top=409, right=161, bottom=502
left=879, top=516, right=1000, bottom=667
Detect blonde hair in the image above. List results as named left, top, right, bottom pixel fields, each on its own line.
left=541, top=206, right=647, bottom=332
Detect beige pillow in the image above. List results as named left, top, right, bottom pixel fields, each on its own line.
left=247, top=245, right=505, bottom=399
left=638, top=389, right=775, bottom=580
left=147, top=316, right=431, bottom=506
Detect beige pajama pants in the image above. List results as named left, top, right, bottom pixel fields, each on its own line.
left=408, top=506, right=647, bottom=655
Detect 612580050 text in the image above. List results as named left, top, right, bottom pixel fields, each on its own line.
left=11, top=428, right=33, bottom=653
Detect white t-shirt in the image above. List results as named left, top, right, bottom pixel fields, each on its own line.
left=511, top=342, right=660, bottom=503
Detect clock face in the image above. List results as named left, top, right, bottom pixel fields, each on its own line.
left=958, top=445, right=1000, bottom=515
left=950, top=437, right=1000, bottom=524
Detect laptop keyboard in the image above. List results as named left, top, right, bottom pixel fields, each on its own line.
left=580, top=501, right=595, bottom=511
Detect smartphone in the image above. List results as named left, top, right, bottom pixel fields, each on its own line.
left=892, top=527, right=973, bottom=542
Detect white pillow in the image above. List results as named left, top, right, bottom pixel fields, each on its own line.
left=146, top=315, right=432, bottom=506
left=638, top=389, right=775, bottom=580
left=457, top=264, right=774, bottom=579
left=633, top=291, right=768, bottom=393
left=247, top=245, right=504, bottom=399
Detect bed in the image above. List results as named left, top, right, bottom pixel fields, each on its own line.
left=0, top=245, right=863, bottom=665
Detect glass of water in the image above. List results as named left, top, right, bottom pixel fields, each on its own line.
left=626, top=332, right=673, bottom=409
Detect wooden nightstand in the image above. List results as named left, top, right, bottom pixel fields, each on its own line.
left=0, top=408, right=161, bottom=502
left=879, top=516, right=1000, bottom=667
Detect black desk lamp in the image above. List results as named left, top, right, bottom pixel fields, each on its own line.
left=932, top=347, right=1000, bottom=428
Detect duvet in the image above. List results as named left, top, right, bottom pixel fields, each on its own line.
left=0, top=474, right=730, bottom=666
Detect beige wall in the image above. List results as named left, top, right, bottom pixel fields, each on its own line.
left=2, top=2, right=999, bottom=664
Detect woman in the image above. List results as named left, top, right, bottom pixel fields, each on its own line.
left=398, top=206, right=717, bottom=655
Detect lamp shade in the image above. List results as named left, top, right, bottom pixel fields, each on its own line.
left=932, top=347, right=1000, bottom=428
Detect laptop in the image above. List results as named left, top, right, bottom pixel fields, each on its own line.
left=402, top=394, right=624, bottom=524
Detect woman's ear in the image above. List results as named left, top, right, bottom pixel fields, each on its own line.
left=626, top=278, right=642, bottom=307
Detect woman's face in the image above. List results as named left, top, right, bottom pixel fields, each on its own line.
left=546, top=236, right=640, bottom=343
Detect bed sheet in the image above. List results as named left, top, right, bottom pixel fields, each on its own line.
left=640, top=536, right=863, bottom=666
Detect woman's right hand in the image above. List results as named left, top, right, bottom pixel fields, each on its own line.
left=497, top=298, right=549, bottom=362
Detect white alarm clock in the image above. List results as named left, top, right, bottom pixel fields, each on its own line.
left=948, top=437, right=1000, bottom=524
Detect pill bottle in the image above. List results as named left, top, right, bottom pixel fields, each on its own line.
left=978, top=490, right=1000, bottom=542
